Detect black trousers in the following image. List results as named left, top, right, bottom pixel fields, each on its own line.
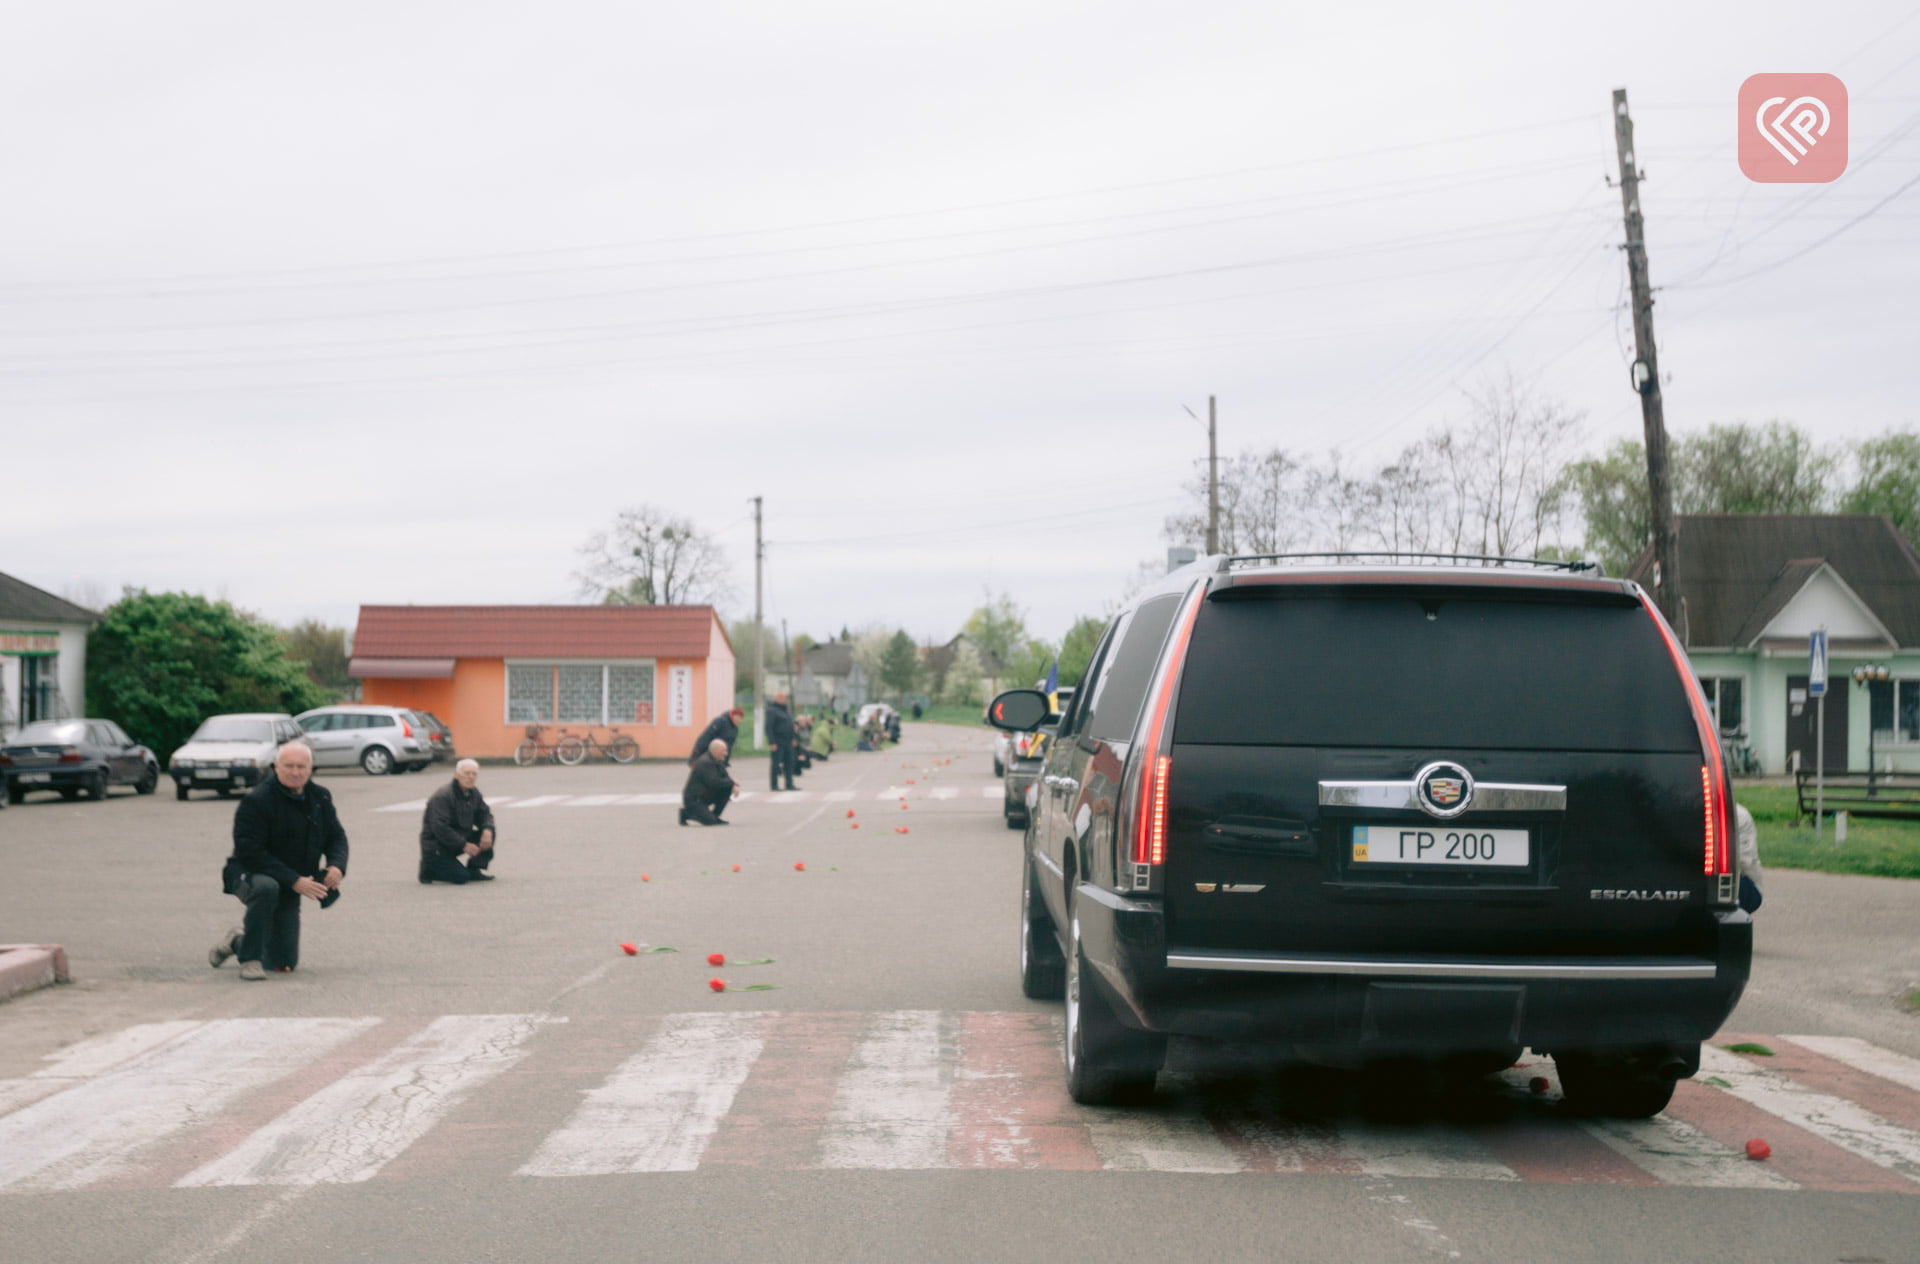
left=682, top=789, right=729, bottom=825
left=233, top=873, right=302, bottom=971
left=420, top=846, right=494, bottom=884
left=770, top=740, right=796, bottom=789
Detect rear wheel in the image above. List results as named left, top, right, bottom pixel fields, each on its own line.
left=1004, top=789, right=1026, bottom=830
left=555, top=737, right=588, bottom=767
left=609, top=736, right=639, bottom=764
left=993, top=757, right=1005, bottom=778
left=86, top=771, right=108, bottom=800
left=1019, top=852, right=1066, bottom=1000
left=7, top=783, right=24, bottom=805
left=1063, top=908, right=1164, bottom=1105
left=1554, top=1050, right=1681, bottom=1118
left=361, top=746, right=395, bottom=776
left=513, top=741, right=539, bottom=767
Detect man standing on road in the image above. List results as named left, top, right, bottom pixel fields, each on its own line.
left=689, top=706, right=745, bottom=766
left=209, top=741, right=347, bottom=980
left=680, top=738, right=740, bottom=825
left=765, top=690, right=797, bottom=791
left=418, top=758, right=497, bottom=884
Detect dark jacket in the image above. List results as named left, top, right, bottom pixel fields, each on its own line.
left=683, top=751, right=737, bottom=807
left=689, top=713, right=740, bottom=763
left=420, top=780, right=496, bottom=859
left=765, top=700, right=795, bottom=745
left=225, top=775, right=349, bottom=892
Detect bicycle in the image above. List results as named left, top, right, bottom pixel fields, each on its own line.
left=553, top=726, right=639, bottom=766
left=514, top=724, right=561, bottom=767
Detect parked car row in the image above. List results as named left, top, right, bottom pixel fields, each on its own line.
left=2, top=704, right=456, bottom=806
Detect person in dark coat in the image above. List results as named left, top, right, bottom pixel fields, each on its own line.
left=689, top=707, right=744, bottom=765
left=765, top=691, right=797, bottom=791
left=680, top=738, right=740, bottom=825
left=418, top=759, right=498, bottom=884
left=209, top=741, right=348, bottom=979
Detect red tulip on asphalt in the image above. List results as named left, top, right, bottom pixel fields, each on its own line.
left=709, top=978, right=727, bottom=992
left=707, top=953, right=725, bottom=966
left=641, top=874, right=650, bottom=882
left=620, top=942, right=638, bottom=956
left=895, top=826, right=910, bottom=834
left=794, top=861, right=806, bottom=871
left=732, top=864, right=741, bottom=872
left=845, top=809, right=856, bottom=818
left=1745, top=1139, right=1771, bottom=1160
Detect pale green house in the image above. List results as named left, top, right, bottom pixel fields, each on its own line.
left=1626, top=515, right=1920, bottom=776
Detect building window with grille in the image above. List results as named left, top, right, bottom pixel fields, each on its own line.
left=1699, top=675, right=1745, bottom=737
left=506, top=662, right=656, bottom=725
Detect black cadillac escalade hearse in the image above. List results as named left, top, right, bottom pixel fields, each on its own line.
left=986, top=552, right=1753, bottom=1117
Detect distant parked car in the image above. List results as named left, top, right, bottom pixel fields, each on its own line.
left=169, top=713, right=304, bottom=800
left=2, top=719, right=159, bottom=804
left=411, top=711, right=455, bottom=765
left=294, top=704, right=435, bottom=775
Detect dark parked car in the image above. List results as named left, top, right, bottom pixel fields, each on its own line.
left=2, top=718, right=160, bottom=804
left=411, top=711, right=455, bottom=764
left=988, top=553, right=1752, bottom=1118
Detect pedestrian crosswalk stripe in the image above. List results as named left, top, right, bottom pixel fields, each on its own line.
left=374, top=786, right=1003, bottom=812
left=1697, top=1044, right=1920, bottom=1182
left=0, top=1018, right=378, bottom=1192
left=521, top=1012, right=768, bottom=1176
left=6, top=1015, right=1918, bottom=1193
left=1786, top=1035, right=1920, bottom=1097
left=177, top=1014, right=556, bottom=1187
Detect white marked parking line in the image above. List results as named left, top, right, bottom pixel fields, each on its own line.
left=520, top=1012, right=768, bottom=1176
left=1786, top=1036, right=1920, bottom=1097
left=0, top=1018, right=378, bottom=1191
left=178, top=1014, right=556, bottom=1187
left=820, top=1010, right=954, bottom=1169
left=1699, top=1045, right=1920, bottom=1181
left=1581, top=1115, right=1799, bottom=1189
left=503, top=795, right=570, bottom=809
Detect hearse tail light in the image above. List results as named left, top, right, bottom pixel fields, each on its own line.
left=1640, top=590, right=1734, bottom=893
left=1128, top=583, right=1207, bottom=881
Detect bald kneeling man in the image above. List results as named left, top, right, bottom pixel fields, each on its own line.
left=419, top=759, right=498, bottom=884
left=680, top=739, right=740, bottom=826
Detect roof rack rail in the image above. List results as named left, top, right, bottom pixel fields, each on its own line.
left=1217, top=551, right=1603, bottom=575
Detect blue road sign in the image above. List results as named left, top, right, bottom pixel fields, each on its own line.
left=1809, top=629, right=1829, bottom=697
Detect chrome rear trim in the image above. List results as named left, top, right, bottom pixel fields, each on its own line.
left=1317, top=781, right=1566, bottom=812
left=1166, top=951, right=1716, bottom=980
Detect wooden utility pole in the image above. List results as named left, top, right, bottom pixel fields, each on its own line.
left=1613, top=88, right=1682, bottom=634
left=1206, top=395, right=1220, bottom=555
left=752, top=495, right=765, bottom=749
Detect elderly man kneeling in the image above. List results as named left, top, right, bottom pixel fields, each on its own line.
left=419, top=759, right=497, bottom=884
left=680, top=739, right=740, bottom=826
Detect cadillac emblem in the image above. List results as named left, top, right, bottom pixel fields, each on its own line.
left=1414, top=760, right=1474, bottom=819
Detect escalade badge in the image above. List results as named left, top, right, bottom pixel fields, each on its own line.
left=1414, top=760, right=1474, bottom=819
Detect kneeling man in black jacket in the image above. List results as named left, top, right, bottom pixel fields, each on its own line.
left=210, top=741, right=348, bottom=980
left=419, top=759, right=498, bottom=884
left=680, top=739, right=740, bottom=826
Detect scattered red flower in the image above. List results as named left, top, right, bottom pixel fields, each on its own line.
left=707, top=952, right=725, bottom=966
left=794, top=861, right=806, bottom=871
left=1745, top=1138, right=1771, bottom=1160
left=895, top=826, right=910, bottom=834
left=620, top=942, right=638, bottom=956
left=709, top=978, right=727, bottom=992
left=641, top=874, right=650, bottom=882
left=845, top=809, right=856, bottom=818
left=731, top=864, right=741, bottom=872
left=849, top=823, right=860, bottom=829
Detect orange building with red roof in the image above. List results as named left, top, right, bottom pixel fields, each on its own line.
left=349, top=605, right=734, bottom=761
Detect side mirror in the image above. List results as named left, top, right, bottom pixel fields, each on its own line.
left=985, top=690, right=1050, bottom=732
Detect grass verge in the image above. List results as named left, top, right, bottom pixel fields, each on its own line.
left=1735, top=785, right=1920, bottom=879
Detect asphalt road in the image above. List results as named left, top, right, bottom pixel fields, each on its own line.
left=1, top=724, right=1917, bottom=1264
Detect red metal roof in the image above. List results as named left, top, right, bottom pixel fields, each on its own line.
left=353, top=606, right=720, bottom=660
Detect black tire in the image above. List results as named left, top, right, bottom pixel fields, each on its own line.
left=9, top=783, right=26, bottom=805
left=1441, top=1048, right=1524, bottom=1081
left=361, top=746, right=395, bottom=776
left=175, top=783, right=190, bottom=801
left=136, top=766, right=159, bottom=795
left=993, top=757, right=1005, bottom=778
left=86, top=771, right=109, bottom=801
left=609, top=736, right=639, bottom=764
left=407, top=762, right=427, bottom=773
left=1004, top=791, right=1026, bottom=830
left=217, top=787, right=234, bottom=798
left=1019, top=852, right=1066, bottom=1000
left=1063, top=904, right=1164, bottom=1105
left=555, top=737, right=588, bottom=767
left=1555, top=1051, right=1680, bottom=1119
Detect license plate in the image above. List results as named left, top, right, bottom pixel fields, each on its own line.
left=20, top=773, right=51, bottom=783
left=1351, top=824, right=1529, bottom=867
left=198, top=769, right=229, bottom=780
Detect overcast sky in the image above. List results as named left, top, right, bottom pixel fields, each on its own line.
left=6, top=1, right=1917, bottom=650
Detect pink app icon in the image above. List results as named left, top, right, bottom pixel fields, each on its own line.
left=1739, top=73, right=1847, bottom=183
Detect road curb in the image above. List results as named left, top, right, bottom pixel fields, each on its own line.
left=0, top=943, right=70, bottom=1004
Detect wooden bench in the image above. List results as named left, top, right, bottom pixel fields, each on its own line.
left=1794, top=770, right=1920, bottom=821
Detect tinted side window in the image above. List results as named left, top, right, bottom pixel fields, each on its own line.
left=298, top=715, right=331, bottom=733
left=369, top=714, right=395, bottom=729
left=1175, top=591, right=1699, bottom=752
left=1084, top=595, right=1181, bottom=743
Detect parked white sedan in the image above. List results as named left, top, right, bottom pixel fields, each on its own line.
left=170, top=713, right=303, bottom=800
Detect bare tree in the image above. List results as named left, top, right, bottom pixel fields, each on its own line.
left=1423, top=374, right=1581, bottom=557
left=574, top=505, right=730, bottom=606
left=1165, top=448, right=1317, bottom=554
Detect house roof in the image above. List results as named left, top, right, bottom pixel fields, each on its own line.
left=1625, top=515, right=1920, bottom=647
left=0, top=571, right=99, bottom=626
left=803, top=641, right=855, bottom=676
left=923, top=632, right=1007, bottom=679
left=353, top=605, right=721, bottom=661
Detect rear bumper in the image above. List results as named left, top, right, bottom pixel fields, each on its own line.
left=7, top=767, right=96, bottom=791
left=172, top=769, right=264, bottom=790
left=1075, top=883, right=1752, bottom=1056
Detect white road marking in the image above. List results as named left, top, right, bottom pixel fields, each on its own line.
left=503, top=794, right=569, bottom=809
left=820, top=1010, right=955, bottom=1169
left=1785, top=1035, right=1920, bottom=1097
left=1581, top=1115, right=1799, bottom=1189
left=615, top=793, right=681, bottom=805
left=177, top=1014, right=556, bottom=1187
left=929, top=787, right=958, bottom=800
left=1346, top=1123, right=1519, bottom=1182
left=376, top=785, right=1005, bottom=813
left=520, top=1012, right=768, bottom=1176
left=374, top=799, right=429, bottom=813
left=0, top=1021, right=203, bottom=1117
left=0, top=1018, right=378, bottom=1191
left=564, top=794, right=625, bottom=807
left=980, top=786, right=1000, bottom=798
left=1085, top=1112, right=1243, bottom=1173
left=1699, top=1044, right=1920, bottom=1181
left=824, top=791, right=856, bottom=801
